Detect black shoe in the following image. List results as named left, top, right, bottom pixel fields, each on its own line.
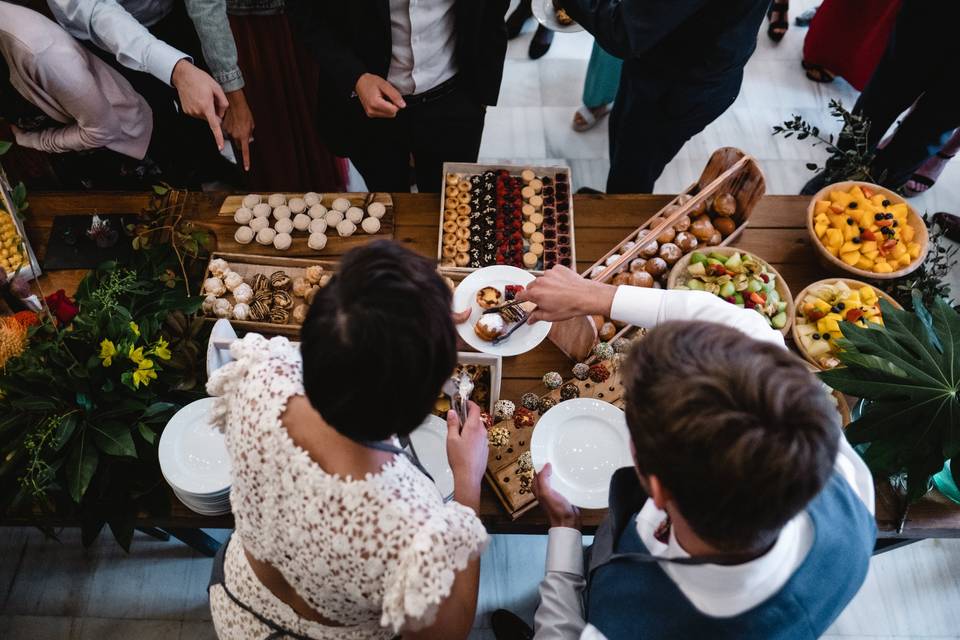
left=506, top=0, right=533, bottom=39
left=528, top=24, right=555, bottom=59
left=492, top=609, right=534, bottom=640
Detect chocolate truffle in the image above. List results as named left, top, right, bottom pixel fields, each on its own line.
left=543, top=371, right=563, bottom=390
left=593, top=341, right=615, bottom=360
left=560, top=382, right=580, bottom=401
left=538, top=396, right=557, bottom=414
left=521, top=392, right=539, bottom=411
left=572, top=363, right=590, bottom=381
left=494, top=399, right=516, bottom=421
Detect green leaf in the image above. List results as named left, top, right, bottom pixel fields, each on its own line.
left=844, top=399, right=933, bottom=444
left=152, top=185, right=170, bottom=196
left=879, top=299, right=948, bottom=384
left=0, top=140, right=11, bottom=155
left=137, top=422, right=157, bottom=445
left=51, top=413, right=78, bottom=452
left=837, top=321, right=943, bottom=386
left=142, top=402, right=175, bottom=419
left=108, top=517, right=135, bottom=552
left=66, top=432, right=99, bottom=503
left=91, top=422, right=137, bottom=457
left=929, top=296, right=960, bottom=379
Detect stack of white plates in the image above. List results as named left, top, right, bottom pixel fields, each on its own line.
left=158, top=397, right=232, bottom=515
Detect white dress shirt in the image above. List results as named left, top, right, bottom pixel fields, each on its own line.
left=46, top=0, right=187, bottom=86
left=387, top=0, right=457, bottom=96
left=533, top=286, right=876, bottom=640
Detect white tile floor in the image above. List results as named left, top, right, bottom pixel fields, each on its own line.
left=4, top=3, right=960, bottom=639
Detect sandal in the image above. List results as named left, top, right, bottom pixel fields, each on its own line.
left=767, top=2, right=789, bottom=42
left=903, top=151, right=956, bottom=196
left=802, top=61, right=835, bottom=83
left=572, top=104, right=612, bottom=132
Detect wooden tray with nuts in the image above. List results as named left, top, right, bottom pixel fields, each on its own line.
left=199, top=252, right=336, bottom=336
left=548, top=147, right=766, bottom=361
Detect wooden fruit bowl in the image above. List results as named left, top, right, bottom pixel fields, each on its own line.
left=806, top=180, right=929, bottom=280
left=666, top=246, right=795, bottom=336
left=791, top=278, right=903, bottom=370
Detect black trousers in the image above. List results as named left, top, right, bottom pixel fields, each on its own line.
left=606, top=66, right=741, bottom=194
left=344, top=83, right=486, bottom=193
left=855, top=0, right=960, bottom=189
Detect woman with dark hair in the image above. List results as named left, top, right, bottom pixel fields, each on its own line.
left=207, top=240, right=489, bottom=639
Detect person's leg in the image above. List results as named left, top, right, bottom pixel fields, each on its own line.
left=606, top=71, right=740, bottom=194
left=506, top=0, right=533, bottom=39
left=346, top=109, right=413, bottom=192
left=410, top=87, right=486, bottom=193
left=573, top=42, right=623, bottom=131
left=904, top=128, right=960, bottom=194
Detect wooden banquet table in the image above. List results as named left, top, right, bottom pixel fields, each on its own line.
left=9, top=191, right=960, bottom=551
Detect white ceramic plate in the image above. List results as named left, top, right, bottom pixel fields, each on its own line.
left=452, top=266, right=551, bottom=357
left=530, top=398, right=632, bottom=509
left=206, top=319, right=238, bottom=377
left=532, top=0, right=584, bottom=33
left=409, top=414, right=454, bottom=501
left=159, top=397, right=232, bottom=496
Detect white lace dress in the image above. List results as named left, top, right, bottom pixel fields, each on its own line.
left=206, top=334, right=488, bottom=639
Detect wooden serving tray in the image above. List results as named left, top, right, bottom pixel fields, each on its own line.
left=217, top=192, right=394, bottom=257
left=437, top=162, right=576, bottom=276
left=485, top=354, right=629, bottom=519
left=549, top=148, right=766, bottom=361
left=199, top=252, right=337, bottom=337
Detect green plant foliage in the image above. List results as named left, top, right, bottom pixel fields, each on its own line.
left=819, top=294, right=960, bottom=503
left=881, top=218, right=958, bottom=312
left=0, top=189, right=212, bottom=549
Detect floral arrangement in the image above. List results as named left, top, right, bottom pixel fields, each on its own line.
left=0, top=188, right=212, bottom=549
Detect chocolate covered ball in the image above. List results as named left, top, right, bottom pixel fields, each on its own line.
left=572, top=363, right=590, bottom=381
left=521, top=392, right=540, bottom=411
left=543, top=371, right=563, bottom=390
left=560, top=382, right=580, bottom=401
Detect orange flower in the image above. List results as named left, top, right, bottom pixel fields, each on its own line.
left=13, top=311, right=39, bottom=328
left=0, top=317, right=28, bottom=368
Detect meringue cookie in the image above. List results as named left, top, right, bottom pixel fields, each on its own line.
left=309, top=218, right=328, bottom=234
left=308, top=203, right=327, bottom=219
left=202, top=294, right=218, bottom=313
left=308, top=232, right=328, bottom=250
left=242, top=194, right=261, bottom=209
left=367, top=202, right=386, bottom=219
left=267, top=193, right=286, bottom=208
left=361, top=217, right=381, bottom=234
left=213, top=298, right=233, bottom=318
left=305, top=265, right=324, bottom=284
left=304, top=192, right=322, bottom=207
left=273, top=232, right=292, bottom=250
left=233, top=207, right=253, bottom=225
left=233, top=302, right=251, bottom=321
left=345, top=206, right=364, bottom=224
left=288, top=197, right=307, bottom=214
left=252, top=203, right=272, bottom=218
left=256, top=227, right=277, bottom=245
left=273, top=205, right=291, bottom=220
left=293, top=213, right=311, bottom=231
left=234, top=226, right=254, bottom=244
left=331, top=197, right=351, bottom=212
left=249, top=217, right=270, bottom=233
left=208, top=258, right=230, bottom=277
left=324, top=210, right=344, bottom=227
left=233, top=283, right=254, bottom=304
left=336, top=219, right=357, bottom=237
left=224, top=271, right=244, bottom=291
left=275, top=218, right=294, bottom=234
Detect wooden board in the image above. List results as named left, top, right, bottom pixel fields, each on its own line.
left=217, top=192, right=394, bottom=257
left=485, top=353, right=631, bottom=519
left=200, top=252, right=336, bottom=336
left=438, top=162, right=576, bottom=276
left=549, top=148, right=766, bottom=361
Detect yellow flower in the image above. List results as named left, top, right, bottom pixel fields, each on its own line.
left=129, top=322, right=140, bottom=337
left=132, top=358, right=157, bottom=388
left=128, top=345, right=144, bottom=364
left=99, top=339, right=117, bottom=367
left=152, top=337, right=171, bottom=361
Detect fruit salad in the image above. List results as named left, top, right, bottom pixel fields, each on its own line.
left=0, top=209, right=26, bottom=274
left=675, top=251, right=789, bottom=330
left=812, top=184, right=921, bottom=274
left=795, top=281, right=883, bottom=369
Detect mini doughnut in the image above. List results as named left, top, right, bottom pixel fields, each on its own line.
left=455, top=239, right=470, bottom=253
left=443, top=220, right=457, bottom=233
left=454, top=252, right=470, bottom=267
left=445, top=197, right=459, bottom=210
left=455, top=227, right=471, bottom=240
left=443, top=232, right=457, bottom=246
left=456, top=204, right=471, bottom=216
left=442, top=245, right=457, bottom=259
left=455, top=215, right=470, bottom=228
left=445, top=173, right=459, bottom=186
left=457, top=191, right=471, bottom=204
left=443, top=209, right=458, bottom=221
left=457, top=181, right=471, bottom=192
left=446, top=186, right=459, bottom=198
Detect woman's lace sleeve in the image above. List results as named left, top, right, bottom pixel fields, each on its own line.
left=205, top=333, right=293, bottom=432
left=380, top=502, right=489, bottom=633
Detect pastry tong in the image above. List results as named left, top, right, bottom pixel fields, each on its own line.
left=482, top=300, right=535, bottom=345
left=442, top=372, right=475, bottom=431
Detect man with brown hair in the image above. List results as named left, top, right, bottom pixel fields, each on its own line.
left=492, top=266, right=876, bottom=640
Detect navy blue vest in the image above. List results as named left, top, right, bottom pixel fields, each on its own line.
left=586, top=472, right=877, bottom=640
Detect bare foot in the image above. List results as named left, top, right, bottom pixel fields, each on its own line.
left=905, top=152, right=954, bottom=194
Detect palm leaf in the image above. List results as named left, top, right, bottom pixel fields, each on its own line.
left=837, top=322, right=943, bottom=386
